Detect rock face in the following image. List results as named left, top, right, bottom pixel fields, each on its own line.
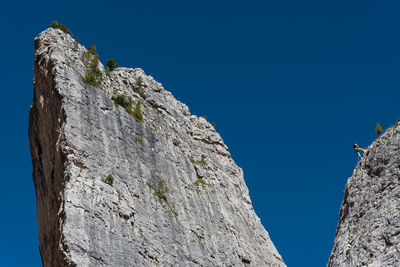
left=328, top=125, right=400, bottom=266
left=29, top=28, right=285, bottom=267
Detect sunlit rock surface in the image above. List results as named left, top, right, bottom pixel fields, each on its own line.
left=29, top=28, right=285, bottom=267
left=328, top=124, right=400, bottom=267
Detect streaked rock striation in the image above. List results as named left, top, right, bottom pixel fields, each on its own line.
left=328, top=124, right=400, bottom=266
left=29, top=28, right=285, bottom=267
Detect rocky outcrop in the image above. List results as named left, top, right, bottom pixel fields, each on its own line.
left=328, top=124, right=400, bottom=266
left=29, top=28, right=285, bottom=267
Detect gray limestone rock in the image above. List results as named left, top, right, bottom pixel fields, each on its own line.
left=328, top=124, right=400, bottom=266
left=29, top=28, right=285, bottom=267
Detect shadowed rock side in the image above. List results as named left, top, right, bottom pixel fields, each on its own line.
left=29, top=28, right=285, bottom=267
left=328, top=124, right=400, bottom=266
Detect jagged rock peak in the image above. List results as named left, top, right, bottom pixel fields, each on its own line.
left=29, top=27, right=285, bottom=267
left=328, top=123, right=400, bottom=266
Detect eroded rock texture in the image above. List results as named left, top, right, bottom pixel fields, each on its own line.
left=29, top=28, right=285, bottom=267
left=328, top=124, right=400, bottom=266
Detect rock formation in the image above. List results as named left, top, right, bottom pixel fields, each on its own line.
left=328, top=125, right=400, bottom=266
left=29, top=28, right=285, bottom=267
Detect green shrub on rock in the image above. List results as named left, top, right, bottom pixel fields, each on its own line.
left=139, top=90, right=147, bottom=99
left=190, top=155, right=206, bottom=166
left=82, top=58, right=103, bottom=87
left=136, top=77, right=142, bottom=86
left=102, top=174, right=114, bottom=186
left=135, top=134, right=143, bottom=142
left=50, top=21, right=72, bottom=35
left=112, top=94, right=131, bottom=109
left=133, top=100, right=143, bottom=122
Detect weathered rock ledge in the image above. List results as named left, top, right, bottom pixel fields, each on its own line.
left=29, top=28, right=285, bottom=267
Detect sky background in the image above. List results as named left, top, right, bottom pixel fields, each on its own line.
left=1, top=0, right=400, bottom=266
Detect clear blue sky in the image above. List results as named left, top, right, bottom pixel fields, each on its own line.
left=1, top=1, right=399, bottom=266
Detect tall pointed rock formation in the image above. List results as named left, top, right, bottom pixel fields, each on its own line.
left=29, top=28, right=285, bottom=267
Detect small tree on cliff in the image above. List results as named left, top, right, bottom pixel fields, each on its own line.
left=376, top=123, right=383, bottom=136
left=106, top=59, right=118, bottom=71
left=132, top=101, right=143, bottom=122
left=87, top=45, right=97, bottom=56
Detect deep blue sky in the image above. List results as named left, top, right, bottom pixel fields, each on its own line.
left=1, top=1, right=400, bottom=266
